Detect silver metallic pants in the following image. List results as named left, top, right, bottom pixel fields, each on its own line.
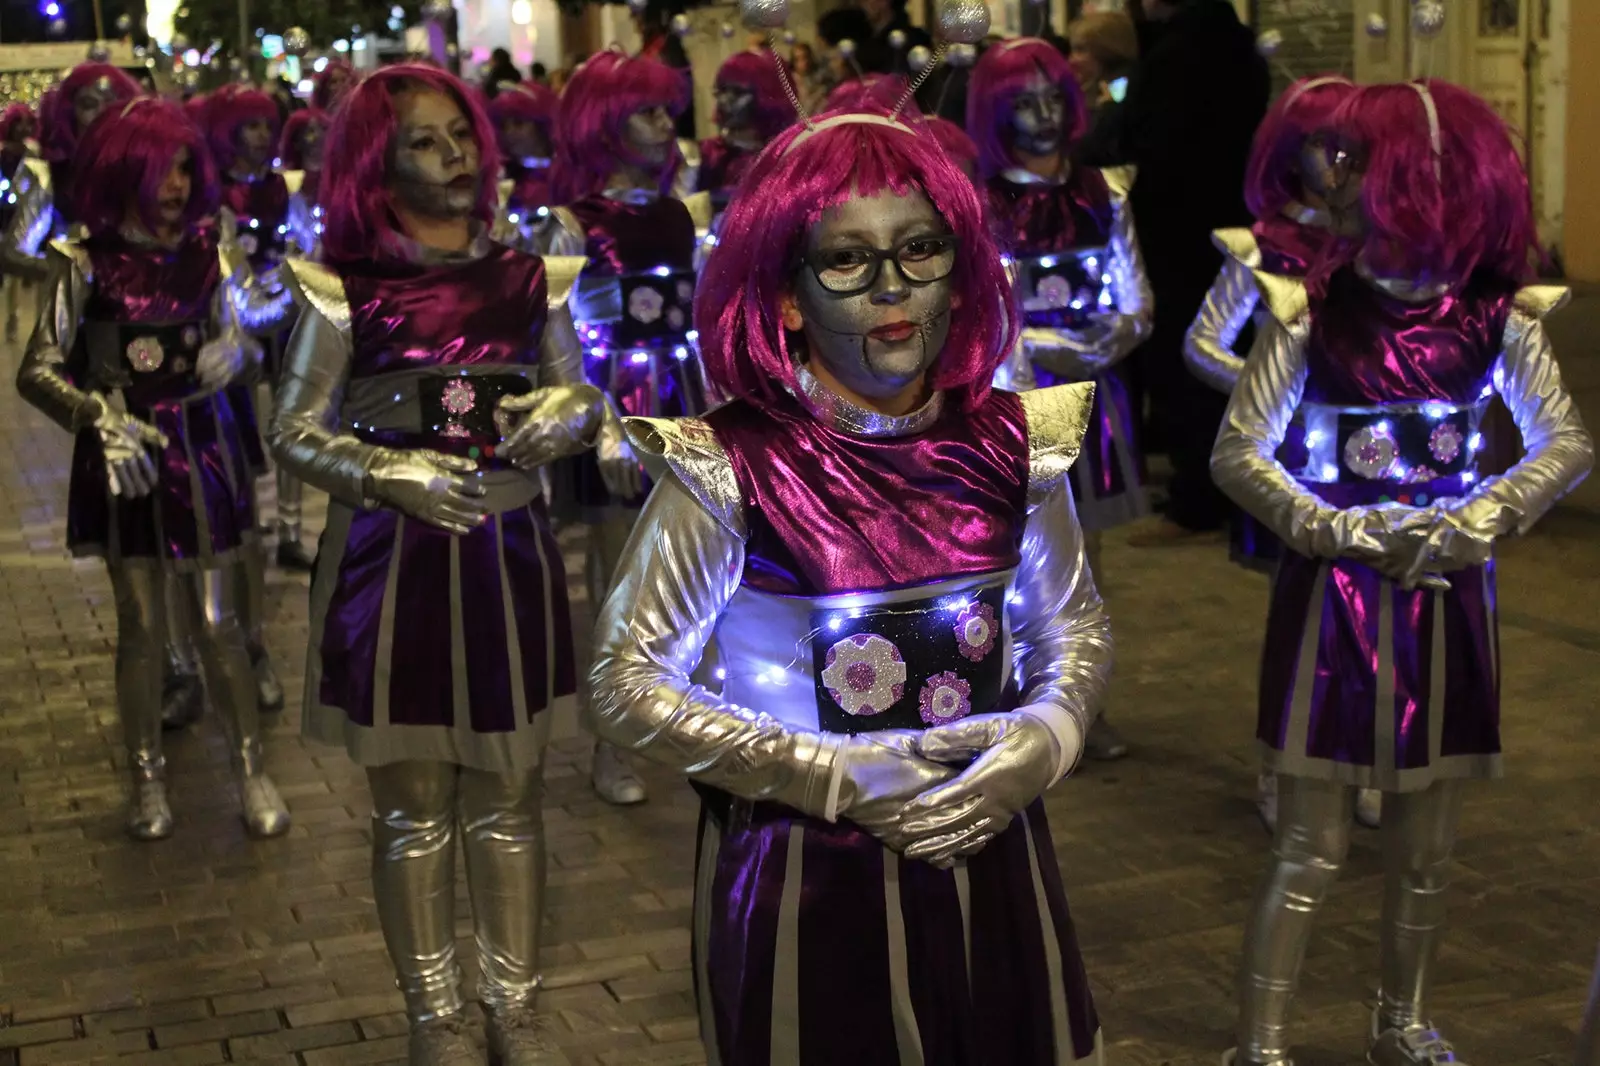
left=367, top=761, right=548, bottom=1022
left=112, top=560, right=265, bottom=774
left=1236, top=776, right=1463, bottom=1063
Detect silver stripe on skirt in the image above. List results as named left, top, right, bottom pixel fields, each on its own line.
left=496, top=513, right=531, bottom=725
left=1428, top=589, right=1447, bottom=768
left=448, top=535, right=470, bottom=724
left=882, top=857, right=924, bottom=1066
left=1374, top=580, right=1396, bottom=774
left=953, top=863, right=974, bottom=982
left=1284, top=565, right=1329, bottom=760
left=1023, top=817, right=1074, bottom=1064
left=769, top=824, right=806, bottom=1066
left=373, top=515, right=406, bottom=730
left=694, top=814, right=724, bottom=1066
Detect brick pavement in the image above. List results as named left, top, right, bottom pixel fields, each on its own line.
left=0, top=310, right=1597, bottom=1066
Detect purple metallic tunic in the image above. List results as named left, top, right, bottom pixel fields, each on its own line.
left=221, top=171, right=291, bottom=274
left=64, top=229, right=257, bottom=566
left=986, top=167, right=1147, bottom=530
left=303, top=247, right=578, bottom=761
left=1258, top=268, right=1516, bottom=789
left=696, top=136, right=756, bottom=212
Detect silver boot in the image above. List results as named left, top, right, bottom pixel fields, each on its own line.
left=127, top=752, right=174, bottom=841
left=486, top=1005, right=568, bottom=1066
left=409, top=1013, right=483, bottom=1066
left=590, top=740, right=646, bottom=805
left=251, top=644, right=285, bottom=713
left=1255, top=772, right=1279, bottom=834
left=160, top=667, right=205, bottom=730
left=1368, top=1014, right=1467, bottom=1066
left=1355, top=787, right=1383, bottom=829
left=237, top=740, right=291, bottom=838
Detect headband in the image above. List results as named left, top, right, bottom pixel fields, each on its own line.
left=784, top=111, right=919, bottom=153
left=1410, top=80, right=1443, bottom=180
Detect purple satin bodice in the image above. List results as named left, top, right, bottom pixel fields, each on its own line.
left=504, top=159, right=552, bottom=215
left=1304, top=268, right=1515, bottom=406
left=706, top=388, right=1030, bottom=596
left=341, top=245, right=549, bottom=379
left=1253, top=215, right=1329, bottom=278
left=984, top=167, right=1113, bottom=255
left=83, top=227, right=219, bottom=323
left=696, top=137, right=755, bottom=207
left=565, top=194, right=696, bottom=276
left=221, top=171, right=290, bottom=272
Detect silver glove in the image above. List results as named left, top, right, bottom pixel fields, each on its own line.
left=196, top=332, right=258, bottom=392
left=895, top=710, right=1067, bottom=868
left=87, top=394, right=167, bottom=499
left=366, top=448, right=489, bottom=535
left=1022, top=318, right=1122, bottom=380
left=833, top=731, right=959, bottom=851
left=596, top=404, right=644, bottom=499
left=493, top=384, right=605, bottom=469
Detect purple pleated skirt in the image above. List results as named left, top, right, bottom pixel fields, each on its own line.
left=302, top=480, right=578, bottom=773
left=1258, top=550, right=1501, bottom=791
left=65, top=390, right=255, bottom=568
left=226, top=382, right=268, bottom=476
left=692, top=795, right=1102, bottom=1066
left=1036, top=364, right=1147, bottom=532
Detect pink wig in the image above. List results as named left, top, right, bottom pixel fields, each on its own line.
left=43, top=63, right=143, bottom=163
left=313, top=59, right=356, bottom=111
left=966, top=38, right=1087, bottom=179
left=550, top=51, right=687, bottom=204
left=72, top=97, right=218, bottom=238
left=695, top=114, right=1016, bottom=411
left=204, top=85, right=280, bottom=173
left=1244, top=75, right=1354, bottom=219
left=824, top=74, right=916, bottom=115
left=278, top=107, right=329, bottom=170
left=714, top=50, right=794, bottom=140
left=1332, top=80, right=1534, bottom=285
left=319, top=64, right=500, bottom=265
left=487, top=81, right=558, bottom=153
left=925, top=117, right=977, bottom=174
left=0, top=103, right=34, bottom=142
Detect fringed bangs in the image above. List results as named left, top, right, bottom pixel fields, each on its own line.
left=72, top=97, right=217, bottom=238
left=967, top=38, right=1087, bottom=179
left=550, top=51, right=688, bottom=204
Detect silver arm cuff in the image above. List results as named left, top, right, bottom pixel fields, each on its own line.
left=587, top=473, right=845, bottom=818
left=1184, top=255, right=1259, bottom=394
left=1106, top=180, right=1154, bottom=363
left=16, top=243, right=96, bottom=432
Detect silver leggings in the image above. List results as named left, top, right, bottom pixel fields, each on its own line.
left=366, top=761, right=548, bottom=1022
left=112, top=560, right=263, bottom=772
left=1236, top=776, right=1464, bottom=1063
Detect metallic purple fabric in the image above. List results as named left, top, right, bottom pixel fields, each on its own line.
left=1252, top=214, right=1330, bottom=277
left=706, top=388, right=1030, bottom=596
left=220, top=171, right=291, bottom=273
left=697, top=137, right=756, bottom=210
left=343, top=246, right=548, bottom=378
left=984, top=167, right=1113, bottom=260
left=697, top=797, right=1099, bottom=1065
left=1034, top=362, right=1139, bottom=503
left=564, top=193, right=697, bottom=276
left=1304, top=269, right=1515, bottom=406
left=65, top=229, right=255, bottom=563
left=316, top=247, right=576, bottom=733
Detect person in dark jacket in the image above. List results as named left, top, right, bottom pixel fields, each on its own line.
left=857, top=0, right=932, bottom=76
left=1121, top=0, right=1269, bottom=544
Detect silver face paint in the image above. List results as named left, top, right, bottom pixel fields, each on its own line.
left=388, top=88, right=482, bottom=221
left=793, top=189, right=955, bottom=402
left=73, top=83, right=114, bottom=134
left=1009, top=69, right=1066, bottom=157
left=624, top=105, right=675, bottom=166
left=500, top=116, right=550, bottom=161
left=237, top=117, right=275, bottom=170
left=299, top=119, right=328, bottom=170
left=714, top=85, right=757, bottom=130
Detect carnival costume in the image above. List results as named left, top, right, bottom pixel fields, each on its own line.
left=0, top=103, right=36, bottom=340
left=270, top=65, right=614, bottom=1066
left=15, top=98, right=292, bottom=842
left=1212, top=80, right=1592, bottom=1066
left=488, top=84, right=558, bottom=255
left=590, top=103, right=1110, bottom=1066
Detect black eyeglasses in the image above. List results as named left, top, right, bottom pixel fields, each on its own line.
left=798, top=234, right=960, bottom=295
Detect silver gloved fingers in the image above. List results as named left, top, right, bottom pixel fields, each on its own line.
left=903, top=819, right=999, bottom=866
left=896, top=793, right=985, bottom=838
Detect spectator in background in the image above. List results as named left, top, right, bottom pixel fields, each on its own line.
left=1121, top=0, right=1268, bottom=545
left=529, top=61, right=548, bottom=85
left=816, top=6, right=872, bottom=90
left=482, top=47, right=523, bottom=98
left=1067, top=10, right=1137, bottom=166
left=790, top=42, right=830, bottom=114
left=635, top=7, right=697, bottom=139
left=857, top=0, right=931, bottom=75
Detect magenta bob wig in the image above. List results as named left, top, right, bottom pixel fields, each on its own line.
left=714, top=50, right=794, bottom=139
left=0, top=102, right=34, bottom=143
left=696, top=113, right=1017, bottom=412
left=550, top=51, right=687, bottom=204
left=204, top=85, right=280, bottom=172
left=319, top=64, right=500, bottom=265
left=1332, top=79, right=1535, bottom=285
left=966, top=38, right=1087, bottom=179
left=72, top=97, right=218, bottom=238
left=487, top=81, right=558, bottom=154
left=1244, top=75, right=1354, bottom=220
left=925, top=117, right=977, bottom=174
left=43, top=63, right=142, bottom=163
left=313, top=59, right=357, bottom=112
left=278, top=108, right=329, bottom=171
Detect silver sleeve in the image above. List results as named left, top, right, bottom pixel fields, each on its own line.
left=1183, top=257, right=1259, bottom=394
left=266, top=297, right=378, bottom=508
left=536, top=208, right=586, bottom=258
left=15, top=247, right=96, bottom=432
left=1106, top=189, right=1155, bottom=362
left=587, top=475, right=845, bottom=816
left=1211, top=317, right=1408, bottom=560
left=2, top=167, right=54, bottom=282
left=1449, top=311, right=1593, bottom=537
left=1011, top=479, right=1113, bottom=743
left=538, top=301, right=585, bottom=387
left=220, top=217, right=299, bottom=335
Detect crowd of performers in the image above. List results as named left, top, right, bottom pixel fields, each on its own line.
left=3, top=18, right=1593, bottom=1066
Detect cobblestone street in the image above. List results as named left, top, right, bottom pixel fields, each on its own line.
left=1, top=298, right=1597, bottom=1066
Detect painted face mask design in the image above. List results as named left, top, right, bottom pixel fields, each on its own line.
left=793, top=189, right=956, bottom=401
left=624, top=105, right=675, bottom=167
left=388, top=89, right=482, bottom=220
left=1009, top=69, right=1066, bottom=157
left=715, top=86, right=757, bottom=130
